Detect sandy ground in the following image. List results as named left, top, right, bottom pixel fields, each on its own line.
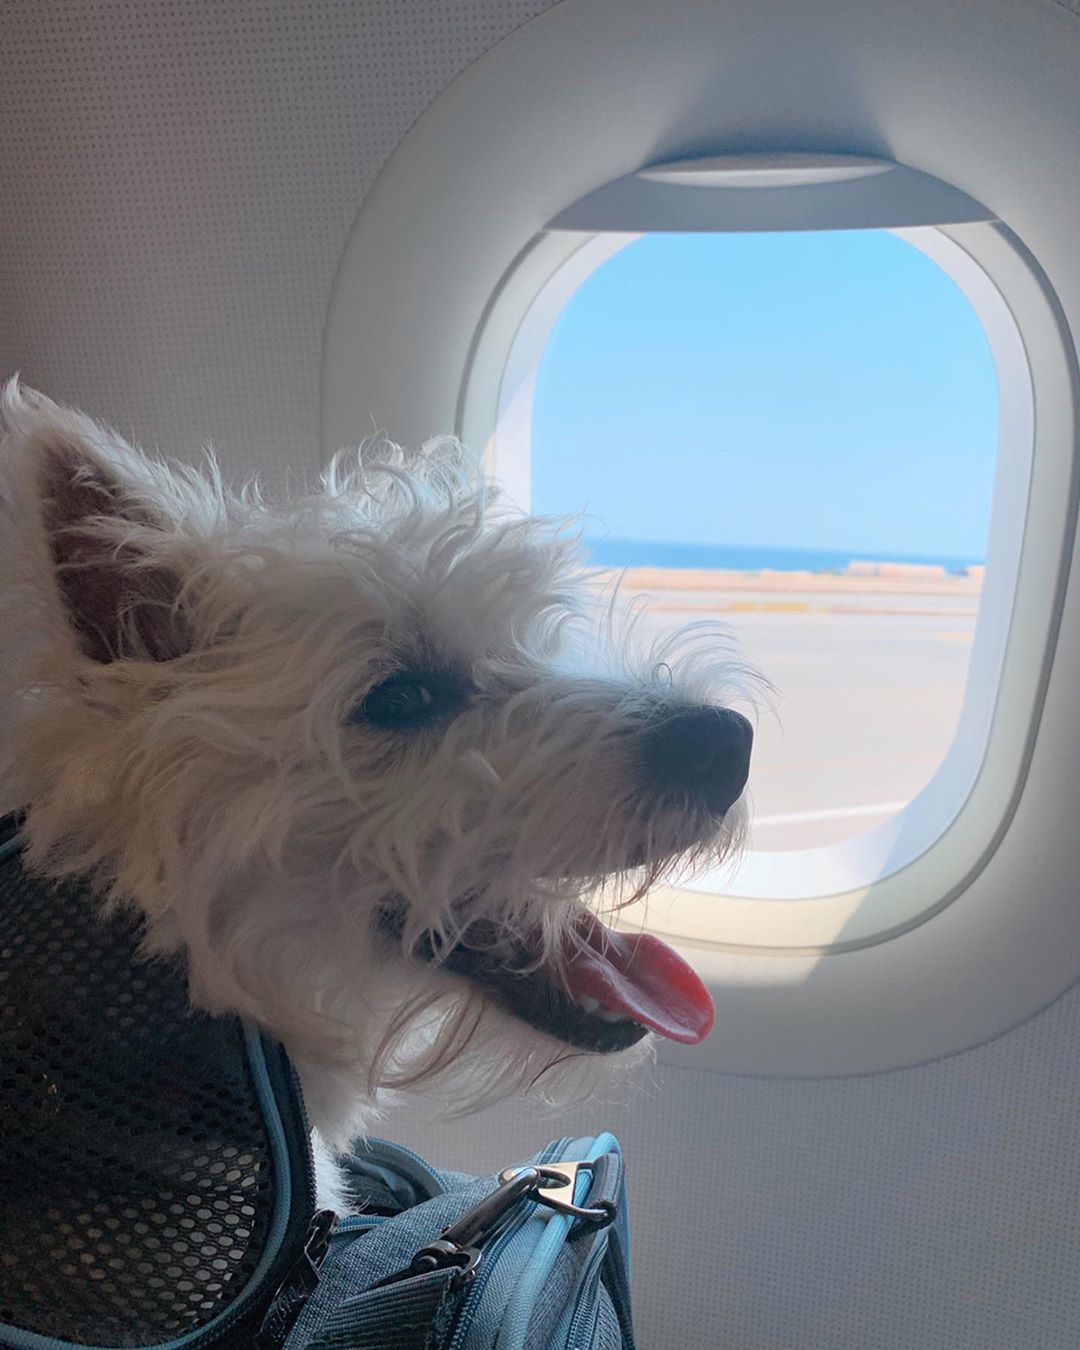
left=591, top=568, right=980, bottom=853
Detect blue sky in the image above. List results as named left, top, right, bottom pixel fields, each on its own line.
left=530, top=230, right=998, bottom=563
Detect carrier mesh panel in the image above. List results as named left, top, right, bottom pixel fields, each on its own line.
left=0, top=842, right=277, bottom=1346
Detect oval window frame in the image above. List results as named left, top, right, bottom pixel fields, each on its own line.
left=459, top=219, right=1074, bottom=953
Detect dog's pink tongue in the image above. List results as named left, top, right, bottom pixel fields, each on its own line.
left=561, top=920, right=715, bottom=1044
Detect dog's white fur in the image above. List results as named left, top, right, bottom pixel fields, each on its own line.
left=0, top=383, right=753, bottom=1208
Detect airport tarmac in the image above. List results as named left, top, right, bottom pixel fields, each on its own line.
left=614, top=576, right=979, bottom=853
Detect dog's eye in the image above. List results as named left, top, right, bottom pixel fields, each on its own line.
left=354, top=673, right=468, bottom=729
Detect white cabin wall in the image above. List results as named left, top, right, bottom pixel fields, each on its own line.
left=0, top=0, right=556, bottom=484
left=382, top=981, right=1080, bottom=1349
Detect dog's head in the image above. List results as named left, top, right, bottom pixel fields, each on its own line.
left=0, top=383, right=756, bottom=1136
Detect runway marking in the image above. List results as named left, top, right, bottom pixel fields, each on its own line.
left=649, top=600, right=978, bottom=619
left=725, top=600, right=811, bottom=614
left=753, top=801, right=908, bottom=826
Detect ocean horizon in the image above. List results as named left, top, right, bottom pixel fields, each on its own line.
left=583, top=538, right=984, bottom=576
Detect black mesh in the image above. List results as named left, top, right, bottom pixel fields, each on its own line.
left=0, top=840, right=279, bottom=1346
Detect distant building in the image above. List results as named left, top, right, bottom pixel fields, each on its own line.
left=847, top=561, right=947, bottom=579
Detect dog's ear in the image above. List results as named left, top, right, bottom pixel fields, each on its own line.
left=3, top=384, right=193, bottom=663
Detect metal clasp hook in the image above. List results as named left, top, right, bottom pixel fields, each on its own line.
left=498, top=1161, right=614, bottom=1226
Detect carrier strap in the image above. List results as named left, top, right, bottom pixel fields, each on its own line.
left=307, top=1265, right=461, bottom=1350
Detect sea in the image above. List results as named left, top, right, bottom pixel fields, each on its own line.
left=582, top=538, right=983, bottom=576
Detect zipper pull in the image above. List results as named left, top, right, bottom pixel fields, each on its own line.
left=369, top=1165, right=546, bottom=1295
left=255, top=1209, right=337, bottom=1349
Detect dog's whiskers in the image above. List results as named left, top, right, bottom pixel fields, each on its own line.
left=460, top=748, right=502, bottom=789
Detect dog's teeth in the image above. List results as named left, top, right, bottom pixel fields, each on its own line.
left=575, top=996, right=627, bottom=1023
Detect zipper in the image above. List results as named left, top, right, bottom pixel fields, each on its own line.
left=444, top=1216, right=536, bottom=1350
left=0, top=825, right=25, bottom=865
left=176, top=1032, right=315, bottom=1350
left=331, top=1213, right=389, bottom=1239
left=235, top=1046, right=324, bottom=1350
left=444, top=1140, right=569, bottom=1350
left=253, top=1209, right=336, bottom=1350
left=139, top=1034, right=322, bottom=1350
left=287, top=1060, right=318, bottom=1212
left=207, top=1117, right=446, bottom=1346
left=560, top=1237, right=607, bottom=1348
left=260, top=1146, right=572, bottom=1350
left=492, top=1134, right=619, bottom=1350
left=251, top=1126, right=452, bottom=1344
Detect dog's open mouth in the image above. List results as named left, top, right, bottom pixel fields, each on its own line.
left=382, top=908, right=715, bottom=1054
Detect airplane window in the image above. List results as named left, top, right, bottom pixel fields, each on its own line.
left=511, top=230, right=998, bottom=857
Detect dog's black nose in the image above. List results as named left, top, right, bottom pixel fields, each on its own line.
left=643, top=706, right=753, bottom=816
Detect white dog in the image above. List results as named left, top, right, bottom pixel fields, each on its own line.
left=0, top=383, right=753, bottom=1208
